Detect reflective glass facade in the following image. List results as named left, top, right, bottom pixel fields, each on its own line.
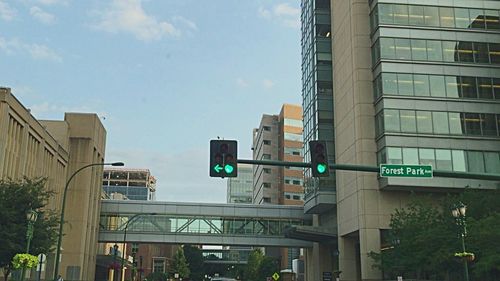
left=227, top=164, right=253, bottom=204
left=103, top=169, right=155, bottom=200
left=100, top=214, right=309, bottom=237
left=301, top=0, right=336, bottom=198
left=371, top=1, right=500, bottom=183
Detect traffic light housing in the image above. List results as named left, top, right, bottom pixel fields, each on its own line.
left=309, top=140, right=329, bottom=177
left=210, top=140, right=238, bottom=178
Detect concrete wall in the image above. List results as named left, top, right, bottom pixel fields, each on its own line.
left=0, top=88, right=107, bottom=281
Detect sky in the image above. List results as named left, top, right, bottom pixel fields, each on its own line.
left=0, top=0, right=302, bottom=203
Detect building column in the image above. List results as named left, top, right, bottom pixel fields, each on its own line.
left=339, top=235, right=358, bottom=281
left=359, top=228, right=381, bottom=281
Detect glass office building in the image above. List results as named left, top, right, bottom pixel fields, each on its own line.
left=301, top=0, right=337, bottom=213
left=371, top=2, right=500, bottom=186
left=299, top=1, right=500, bottom=280
left=103, top=168, right=156, bottom=201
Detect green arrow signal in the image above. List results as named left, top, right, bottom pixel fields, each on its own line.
left=317, top=164, right=327, bottom=174
left=224, top=164, right=234, bottom=174
left=213, top=164, right=223, bottom=173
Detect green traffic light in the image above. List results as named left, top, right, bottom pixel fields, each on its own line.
left=317, top=164, right=327, bottom=174
left=224, top=164, right=234, bottom=174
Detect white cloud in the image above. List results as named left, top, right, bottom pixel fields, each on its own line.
left=0, top=36, right=62, bottom=62
left=92, top=0, right=180, bottom=41
left=262, top=79, right=275, bottom=89
left=0, top=1, right=16, bottom=21
left=258, top=3, right=300, bottom=29
left=258, top=7, right=271, bottom=19
left=173, top=16, right=197, bottom=31
left=274, top=3, right=299, bottom=17
left=27, top=43, right=62, bottom=62
left=236, top=78, right=249, bottom=88
left=30, top=6, right=55, bottom=24
left=36, top=0, right=67, bottom=5
left=29, top=101, right=107, bottom=119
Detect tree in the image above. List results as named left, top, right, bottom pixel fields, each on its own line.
left=244, top=249, right=263, bottom=281
left=0, top=178, right=59, bottom=281
left=183, top=245, right=204, bottom=281
left=257, top=256, right=279, bottom=281
left=169, top=247, right=190, bottom=278
left=369, top=190, right=500, bottom=280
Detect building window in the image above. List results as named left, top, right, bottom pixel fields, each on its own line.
left=284, top=118, right=303, bottom=128
left=284, top=132, right=303, bottom=142
left=379, top=147, right=500, bottom=174
left=374, top=38, right=500, bottom=65
left=263, top=168, right=271, bottom=174
left=375, top=73, right=500, bottom=101
left=152, top=258, right=165, bottom=273
left=262, top=154, right=271, bottom=160
left=378, top=109, right=500, bottom=137
left=263, top=126, right=271, bottom=131
left=372, top=4, right=500, bottom=31
left=263, top=140, right=271, bottom=145
left=262, top=183, right=271, bottom=188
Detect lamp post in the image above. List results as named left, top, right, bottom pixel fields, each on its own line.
left=21, top=209, right=39, bottom=281
left=119, top=213, right=157, bottom=281
left=53, top=162, right=124, bottom=281
left=452, top=203, right=469, bottom=281
left=113, top=244, right=120, bottom=281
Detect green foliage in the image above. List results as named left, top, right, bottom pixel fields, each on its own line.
left=11, top=254, right=38, bottom=269
left=369, top=190, right=500, bottom=280
left=145, top=272, right=168, bottom=281
left=168, top=247, right=190, bottom=278
left=183, top=245, right=204, bottom=281
left=0, top=178, right=59, bottom=277
left=244, top=249, right=263, bottom=281
left=257, top=256, right=279, bottom=281
left=243, top=249, right=278, bottom=281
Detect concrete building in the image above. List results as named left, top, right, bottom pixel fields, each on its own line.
left=253, top=104, right=305, bottom=206
left=227, top=163, right=253, bottom=204
left=0, top=87, right=107, bottom=281
left=252, top=104, right=305, bottom=270
left=300, top=0, right=500, bottom=280
left=103, top=168, right=156, bottom=201
left=98, top=168, right=176, bottom=281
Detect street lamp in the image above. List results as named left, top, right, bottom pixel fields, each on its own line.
left=119, top=213, right=157, bottom=281
left=452, top=202, right=469, bottom=281
left=53, top=161, right=124, bottom=281
left=21, top=209, right=39, bottom=281
left=113, top=244, right=119, bottom=281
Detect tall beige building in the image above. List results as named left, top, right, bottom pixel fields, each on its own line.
left=253, top=104, right=304, bottom=205
left=0, top=88, right=108, bottom=281
left=252, top=104, right=304, bottom=269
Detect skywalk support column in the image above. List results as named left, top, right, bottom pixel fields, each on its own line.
left=304, top=216, right=334, bottom=281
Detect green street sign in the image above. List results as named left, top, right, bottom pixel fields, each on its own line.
left=380, top=164, right=433, bottom=178
left=272, top=273, right=280, bottom=281
left=213, top=164, right=223, bottom=173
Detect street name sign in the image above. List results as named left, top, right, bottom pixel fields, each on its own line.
left=380, top=164, right=433, bottom=178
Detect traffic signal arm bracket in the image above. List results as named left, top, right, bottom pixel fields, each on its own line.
left=236, top=159, right=500, bottom=181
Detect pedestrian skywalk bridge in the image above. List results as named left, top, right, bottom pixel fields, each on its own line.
left=98, top=200, right=313, bottom=247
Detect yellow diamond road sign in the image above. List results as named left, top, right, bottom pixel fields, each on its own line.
left=272, top=273, right=280, bottom=281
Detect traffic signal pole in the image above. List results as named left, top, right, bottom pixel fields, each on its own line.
left=237, top=159, right=500, bottom=181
